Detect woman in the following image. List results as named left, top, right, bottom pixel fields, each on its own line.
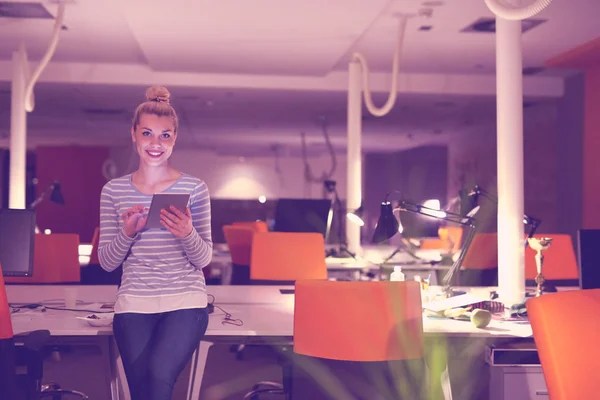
left=98, top=86, right=212, bottom=400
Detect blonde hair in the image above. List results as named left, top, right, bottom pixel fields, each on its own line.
left=132, top=86, right=179, bottom=133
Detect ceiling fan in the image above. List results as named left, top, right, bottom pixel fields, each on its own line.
left=484, top=0, right=552, bottom=20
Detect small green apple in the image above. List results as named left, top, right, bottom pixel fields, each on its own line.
left=470, top=308, right=492, bottom=328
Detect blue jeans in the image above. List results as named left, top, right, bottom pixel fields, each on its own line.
left=113, top=308, right=209, bottom=400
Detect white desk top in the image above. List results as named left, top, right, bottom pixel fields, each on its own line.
left=7, top=284, right=533, bottom=339
left=211, top=245, right=447, bottom=271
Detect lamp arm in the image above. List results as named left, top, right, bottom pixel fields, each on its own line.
left=479, top=191, right=497, bottom=202
left=441, top=222, right=477, bottom=290
left=397, top=200, right=470, bottom=225
left=471, top=185, right=497, bottom=202
left=28, top=182, right=57, bottom=210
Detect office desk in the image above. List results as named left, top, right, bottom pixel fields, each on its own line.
left=212, top=245, right=449, bottom=283
left=7, top=284, right=534, bottom=400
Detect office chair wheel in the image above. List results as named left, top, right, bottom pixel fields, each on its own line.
left=40, top=387, right=89, bottom=399
left=243, top=381, right=285, bottom=399
left=229, top=343, right=246, bottom=360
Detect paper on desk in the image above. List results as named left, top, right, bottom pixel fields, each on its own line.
left=424, top=293, right=489, bottom=312
left=487, top=319, right=533, bottom=338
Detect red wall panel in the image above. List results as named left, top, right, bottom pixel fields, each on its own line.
left=35, top=146, right=110, bottom=243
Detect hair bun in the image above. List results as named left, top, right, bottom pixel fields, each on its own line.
left=145, top=86, right=171, bottom=104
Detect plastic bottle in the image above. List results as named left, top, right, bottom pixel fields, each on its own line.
left=390, top=266, right=405, bottom=282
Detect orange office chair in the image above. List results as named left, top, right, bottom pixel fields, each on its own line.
left=421, top=226, right=464, bottom=252
left=458, top=233, right=499, bottom=286
left=439, top=226, right=463, bottom=253
left=249, top=232, right=327, bottom=284
left=223, top=225, right=257, bottom=285
left=0, top=264, right=17, bottom=398
left=527, top=289, right=600, bottom=400
left=246, top=280, right=429, bottom=399
left=233, top=221, right=269, bottom=233
left=1, top=265, right=88, bottom=399
left=524, top=234, right=579, bottom=289
left=5, top=234, right=80, bottom=284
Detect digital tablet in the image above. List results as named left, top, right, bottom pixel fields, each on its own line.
left=145, top=193, right=191, bottom=229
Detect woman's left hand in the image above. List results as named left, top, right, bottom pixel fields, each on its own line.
left=160, top=206, right=194, bottom=238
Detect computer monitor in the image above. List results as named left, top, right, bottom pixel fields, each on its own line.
left=577, top=229, right=600, bottom=289
left=273, top=198, right=332, bottom=238
left=0, top=209, right=36, bottom=277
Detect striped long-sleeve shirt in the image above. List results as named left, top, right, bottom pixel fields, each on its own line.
left=98, top=173, right=212, bottom=314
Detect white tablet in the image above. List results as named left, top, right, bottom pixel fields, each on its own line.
left=145, top=193, right=191, bottom=229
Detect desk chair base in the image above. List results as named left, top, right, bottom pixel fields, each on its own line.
left=243, top=381, right=285, bottom=400
left=40, top=383, right=89, bottom=399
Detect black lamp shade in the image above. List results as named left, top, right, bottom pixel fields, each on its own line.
left=372, top=202, right=399, bottom=243
left=50, top=182, right=65, bottom=205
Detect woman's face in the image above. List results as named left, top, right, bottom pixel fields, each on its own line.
left=131, top=113, right=177, bottom=166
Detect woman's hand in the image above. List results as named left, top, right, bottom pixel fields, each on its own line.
left=161, top=206, right=194, bottom=238
left=122, top=205, right=148, bottom=237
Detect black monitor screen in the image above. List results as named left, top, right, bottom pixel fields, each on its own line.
left=274, top=199, right=332, bottom=238
left=0, top=209, right=36, bottom=277
left=577, top=229, right=600, bottom=289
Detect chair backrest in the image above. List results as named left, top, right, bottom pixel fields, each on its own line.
left=250, top=232, right=327, bottom=281
left=222, top=225, right=255, bottom=266
left=232, top=221, right=269, bottom=233
left=0, top=264, right=13, bottom=341
left=421, top=226, right=464, bottom=252
left=525, top=234, right=578, bottom=280
left=294, top=280, right=424, bottom=361
left=439, top=226, right=463, bottom=252
left=0, top=264, right=16, bottom=398
left=527, top=289, right=600, bottom=400
left=89, top=227, right=100, bottom=265
left=5, top=234, right=80, bottom=283
left=461, top=233, right=498, bottom=270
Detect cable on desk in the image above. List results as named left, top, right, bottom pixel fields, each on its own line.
left=208, top=294, right=243, bottom=326
left=8, top=302, right=114, bottom=314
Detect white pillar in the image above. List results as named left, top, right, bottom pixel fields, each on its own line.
left=9, top=45, right=27, bottom=210
left=346, top=60, right=362, bottom=254
left=495, top=18, right=525, bottom=306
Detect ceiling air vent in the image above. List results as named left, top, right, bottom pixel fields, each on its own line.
left=0, top=2, right=53, bottom=19
left=461, top=17, right=545, bottom=34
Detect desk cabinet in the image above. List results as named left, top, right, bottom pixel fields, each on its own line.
left=487, top=346, right=549, bottom=400
left=490, top=366, right=549, bottom=400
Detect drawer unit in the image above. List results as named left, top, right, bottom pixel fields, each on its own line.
left=487, top=345, right=549, bottom=400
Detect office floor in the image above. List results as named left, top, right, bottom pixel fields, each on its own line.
left=39, top=343, right=283, bottom=400
left=37, top=338, right=491, bottom=400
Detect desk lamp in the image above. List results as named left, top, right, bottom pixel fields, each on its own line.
left=372, top=191, right=480, bottom=297
left=468, top=184, right=541, bottom=248
left=29, top=180, right=65, bottom=210
left=346, top=204, right=365, bottom=227
left=29, top=180, right=64, bottom=234
left=323, top=180, right=356, bottom=259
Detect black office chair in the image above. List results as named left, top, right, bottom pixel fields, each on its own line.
left=15, top=330, right=89, bottom=400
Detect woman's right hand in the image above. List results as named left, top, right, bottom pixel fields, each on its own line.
left=122, top=205, right=148, bottom=237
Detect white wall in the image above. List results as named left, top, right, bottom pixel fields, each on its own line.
left=109, top=146, right=348, bottom=200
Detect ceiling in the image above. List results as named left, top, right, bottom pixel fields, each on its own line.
left=0, top=0, right=597, bottom=153
left=0, top=81, right=509, bottom=153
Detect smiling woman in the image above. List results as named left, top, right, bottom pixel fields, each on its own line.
left=97, top=86, right=213, bottom=400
